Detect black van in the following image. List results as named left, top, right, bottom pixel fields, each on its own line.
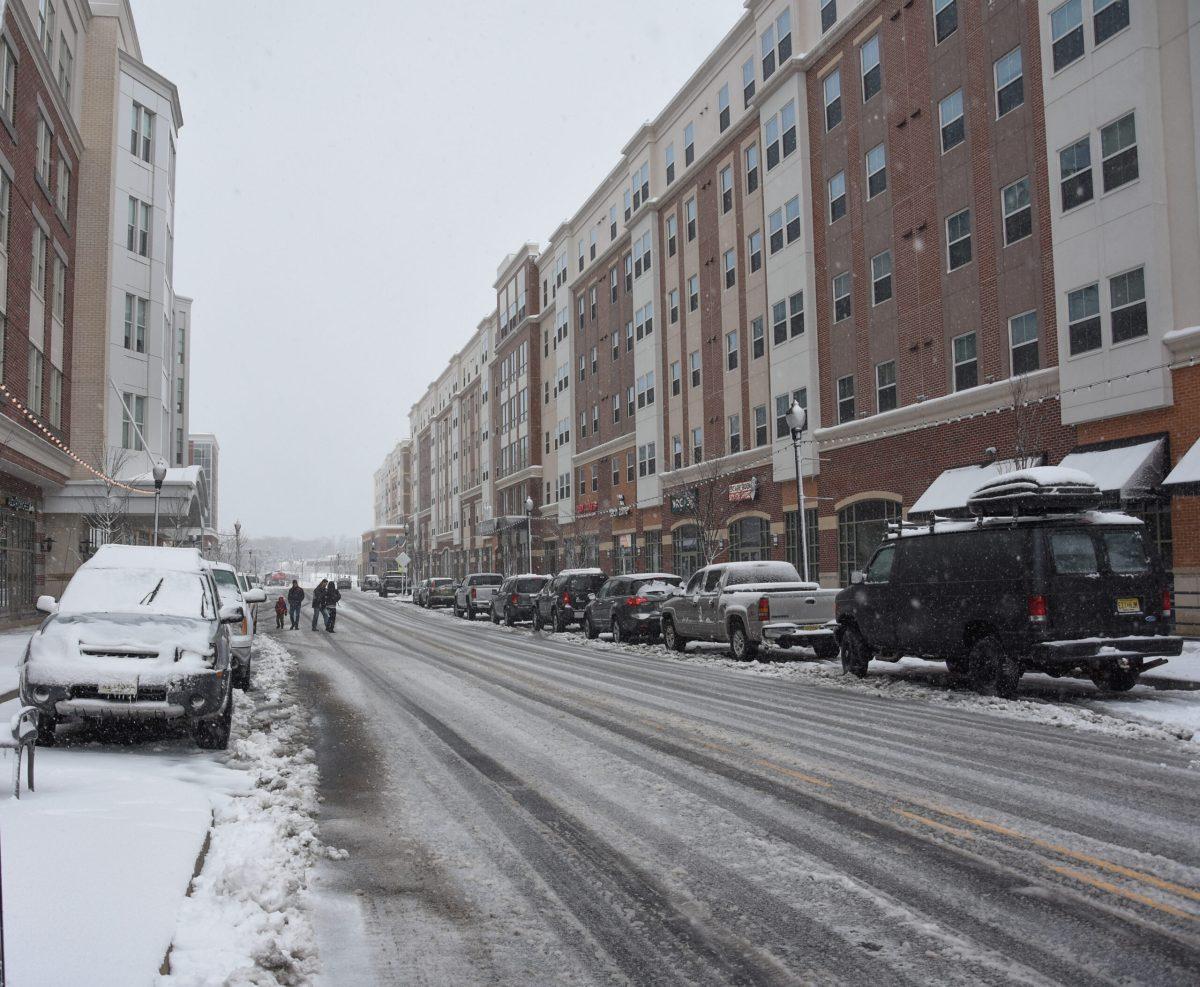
left=835, top=513, right=1181, bottom=697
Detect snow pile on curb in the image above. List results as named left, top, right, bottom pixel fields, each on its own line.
left=161, top=635, right=323, bottom=985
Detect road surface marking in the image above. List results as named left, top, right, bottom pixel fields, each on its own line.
left=1047, top=865, right=1196, bottom=921
left=894, top=809, right=976, bottom=839
left=753, top=759, right=832, bottom=788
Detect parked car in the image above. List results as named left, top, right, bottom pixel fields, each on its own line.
left=207, top=561, right=266, bottom=689
left=835, top=469, right=1182, bottom=697
left=411, top=579, right=429, bottom=605
left=532, top=569, right=608, bottom=632
left=378, top=574, right=406, bottom=597
left=660, top=561, right=839, bottom=660
left=584, top=573, right=682, bottom=642
left=336, top=577, right=352, bottom=590
left=453, top=573, right=504, bottom=619
left=362, top=574, right=380, bottom=592
left=236, top=571, right=261, bottom=631
left=424, top=577, right=456, bottom=609
left=20, top=545, right=243, bottom=749
left=489, top=574, right=550, bottom=625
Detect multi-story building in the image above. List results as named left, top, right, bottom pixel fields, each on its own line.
left=188, top=431, right=218, bottom=533
left=372, top=438, right=410, bottom=528
left=393, top=0, right=1199, bottom=631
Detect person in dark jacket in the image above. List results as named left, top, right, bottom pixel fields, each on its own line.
left=287, top=580, right=305, bottom=630
left=311, top=579, right=328, bottom=631
left=324, top=581, right=342, bottom=631
left=274, top=595, right=287, bottom=629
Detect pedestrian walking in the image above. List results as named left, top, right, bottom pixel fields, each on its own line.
left=274, top=595, right=287, bottom=629
left=311, top=579, right=328, bottom=631
left=287, top=580, right=305, bottom=630
left=324, top=580, right=342, bottom=631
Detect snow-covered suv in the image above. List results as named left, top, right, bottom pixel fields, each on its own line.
left=20, top=545, right=244, bottom=749
left=205, top=561, right=266, bottom=689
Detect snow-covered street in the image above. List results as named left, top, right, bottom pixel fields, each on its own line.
left=292, top=594, right=1200, bottom=985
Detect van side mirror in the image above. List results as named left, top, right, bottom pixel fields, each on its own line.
left=36, top=595, right=58, bottom=615
left=243, top=588, right=266, bottom=604
left=850, top=571, right=865, bottom=585
left=219, top=603, right=245, bottom=625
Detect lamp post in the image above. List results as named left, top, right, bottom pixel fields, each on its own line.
left=234, top=521, right=242, bottom=570
left=785, top=401, right=811, bottom=584
left=525, top=495, right=534, bottom=573
left=152, top=461, right=167, bottom=546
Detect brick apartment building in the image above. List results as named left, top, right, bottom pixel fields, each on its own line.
left=389, top=0, right=1200, bottom=632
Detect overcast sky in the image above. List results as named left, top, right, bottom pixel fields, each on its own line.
left=131, top=0, right=736, bottom=540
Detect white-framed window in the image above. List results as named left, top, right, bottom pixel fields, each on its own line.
left=745, top=143, right=759, bottom=193
left=689, top=350, right=701, bottom=387
left=36, top=116, right=52, bottom=185
left=788, top=292, right=804, bottom=337
left=0, top=40, right=14, bottom=123
left=685, top=197, right=697, bottom=241
left=723, top=248, right=736, bottom=289
left=833, top=272, right=852, bottom=322
left=751, top=317, right=764, bottom=358
left=772, top=298, right=787, bottom=344
left=720, top=165, right=733, bottom=213
left=828, top=171, right=846, bottom=223
left=748, top=230, right=762, bottom=273
left=866, top=143, right=887, bottom=199
left=718, top=83, right=730, bottom=132
left=56, top=159, right=70, bottom=218
left=176, top=377, right=185, bottom=414
left=638, top=442, right=657, bottom=477
left=754, top=405, right=768, bottom=446
left=768, top=207, right=784, bottom=254
left=876, top=361, right=897, bottom=413
left=49, top=366, right=62, bottom=427
left=131, top=102, right=154, bottom=162
left=1059, top=136, right=1093, bottom=211
left=742, top=57, right=755, bottom=107
left=28, top=344, right=43, bottom=414
left=939, top=89, right=965, bottom=152
left=952, top=332, right=978, bottom=391
left=56, top=20, right=74, bottom=102
left=1067, top=282, right=1101, bottom=354
left=687, top=274, right=699, bottom=312
left=781, top=100, right=797, bottom=158
left=861, top=33, right=881, bottom=101
left=765, top=114, right=780, bottom=170
left=823, top=69, right=842, bottom=131
left=684, top=121, right=695, bottom=166
left=51, top=255, right=64, bottom=321
left=673, top=434, right=684, bottom=469
left=728, top=414, right=741, bottom=454
left=691, top=427, right=704, bottom=464
left=776, top=389, right=807, bottom=437
left=934, top=0, right=958, bottom=45
left=1051, top=0, right=1085, bottom=72
left=665, top=214, right=677, bottom=257
left=871, top=250, right=893, bottom=305
left=670, top=360, right=681, bottom=395
left=995, top=47, right=1024, bottom=117
left=668, top=288, right=679, bottom=324
left=726, top=329, right=739, bottom=370
left=30, top=226, right=46, bottom=297
left=1009, top=311, right=1040, bottom=374
left=821, top=0, right=838, bottom=34
left=836, top=375, right=855, bottom=424
left=665, top=142, right=675, bottom=184
left=38, top=0, right=55, bottom=61
left=776, top=8, right=792, bottom=62
left=1094, top=0, right=1130, bottom=46
left=946, top=208, right=972, bottom=271
left=0, top=170, right=11, bottom=257
left=761, top=23, right=776, bottom=80
left=1002, top=177, right=1032, bottom=245
left=785, top=196, right=800, bottom=243
left=1100, top=112, right=1138, bottom=192
left=127, top=196, right=150, bottom=256
left=1110, top=266, right=1147, bottom=344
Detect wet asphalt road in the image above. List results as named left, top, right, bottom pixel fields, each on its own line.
left=281, top=593, right=1200, bottom=986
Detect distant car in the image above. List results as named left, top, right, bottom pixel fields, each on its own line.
left=453, top=573, right=504, bottom=620
left=584, top=573, right=682, bottom=643
left=336, top=577, right=351, bottom=590
left=362, top=575, right=380, bottom=592
left=424, top=578, right=456, bottom=609
left=21, top=545, right=242, bottom=749
left=379, top=574, right=406, bottom=597
left=207, top=561, right=267, bottom=689
left=411, top=579, right=429, bottom=605
left=489, top=574, right=550, bottom=625
left=532, top=569, right=608, bottom=632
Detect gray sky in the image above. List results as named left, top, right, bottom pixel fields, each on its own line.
left=131, top=0, right=736, bottom=540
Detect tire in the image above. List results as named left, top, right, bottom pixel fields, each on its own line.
left=1090, top=664, right=1139, bottom=693
left=234, top=655, right=253, bottom=692
left=532, top=608, right=543, bottom=631
left=728, top=622, right=758, bottom=661
left=840, top=625, right=871, bottom=678
left=552, top=608, right=567, bottom=633
left=505, top=608, right=515, bottom=628
left=968, top=635, right=1021, bottom=699
left=945, top=654, right=969, bottom=679
left=35, top=712, right=57, bottom=747
left=466, top=606, right=475, bottom=621
left=193, top=690, right=233, bottom=750
left=812, top=637, right=839, bottom=661
left=585, top=615, right=599, bottom=639
left=662, top=617, right=688, bottom=653
left=611, top=619, right=623, bottom=644
left=490, top=607, right=500, bottom=625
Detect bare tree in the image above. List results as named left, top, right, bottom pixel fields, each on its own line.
left=78, top=448, right=134, bottom=560
left=664, top=458, right=734, bottom=566
left=1001, top=373, right=1048, bottom=472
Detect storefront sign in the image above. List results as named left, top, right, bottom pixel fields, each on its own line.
left=5, top=496, right=35, bottom=513
left=576, top=500, right=599, bottom=516
left=669, top=493, right=695, bottom=513
left=728, top=478, right=759, bottom=503
left=616, top=533, right=633, bottom=549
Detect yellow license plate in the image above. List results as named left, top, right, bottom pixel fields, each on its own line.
left=1116, top=597, right=1141, bottom=614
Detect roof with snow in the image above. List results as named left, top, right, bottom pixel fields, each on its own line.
left=909, top=459, right=1029, bottom=516
left=1058, top=439, right=1164, bottom=499
left=82, top=545, right=207, bottom=573
left=1163, top=437, right=1200, bottom=491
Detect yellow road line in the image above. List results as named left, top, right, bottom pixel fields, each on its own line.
left=894, top=809, right=976, bottom=839
left=753, top=759, right=832, bottom=788
left=1047, top=865, right=1197, bottom=921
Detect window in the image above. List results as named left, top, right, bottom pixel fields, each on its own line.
left=685, top=197, right=696, bottom=241
left=627, top=385, right=635, bottom=418
left=775, top=389, right=807, bottom=439
left=1051, top=0, right=1085, bottom=71
left=1093, top=0, right=1130, bottom=46
left=578, top=355, right=585, bottom=382
left=723, top=249, right=736, bottom=289
left=1110, top=267, right=1147, bottom=343
left=761, top=23, right=776, bottom=80
left=624, top=189, right=632, bottom=222
left=176, top=377, right=185, bottom=414
left=995, top=47, right=1024, bottom=117
left=788, top=292, right=804, bottom=337
left=726, top=330, right=739, bottom=370
left=636, top=371, right=655, bottom=407
left=36, top=117, right=52, bottom=185
left=589, top=285, right=597, bottom=319
left=638, top=443, right=657, bottom=477
left=127, top=196, right=150, bottom=256
left=665, top=143, right=675, bottom=185
left=626, top=320, right=634, bottom=350
left=939, top=89, right=965, bottom=152
left=953, top=332, right=978, bottom=391
left=765, top=115, right=780, bottom=170
left=776, top=7, right=792, bottom=61
left=772, top=299, right=787, bottom=344
left=871, top=251, right=893, bottom=305
left=56, top=159, right=70, bottom=218
left=828, top=172, right=847, bottom=223
left=727, top=414, right=741, bottom=454
left=866, top=144, right=887, bottom=199
left=934, top=0, right=957, bottom=44
left=1002, top=177, right=1032, bottom=245
left=1060, top=137, right=1093, bottom=211
left=837, top=374, right=855, bottom=423
left=833, top=272, right=852, bottom=322
left=754, top=405, right=768, bottom=446
left=669, top=288, right=679, bottom=324
left=612, top=393, right=621, bottom=423
left=876, top=361, right=897, bottom=412
left=823, top=70, right=842, bottom=131
left=672, top=435, right=683, bottom=469
left=748, top=230, right=762, bottom=273
left=131, top=102, right=153, bottom=162
left=51, top=256, right=65, bottom=322
left=687, top=274, right=699, bottom=312
left=947, top=209, right=972, bottom=270
left=30, top=227, right=46, bottom=296
left=745, top=144, right=759, bottom=194
left=751, top=317, right=764, bottom=358
left=1068, top=283, right=1102, bottom=354
left=691, top=427, right=704, bottom=464
left=689, top=350, right=701, bottom=388
left=612, top=457, right=621, bottom=485
left=839, top=500, right=902, bottom=585
left=742, top=58, right=755, bottom=107
left=684, top=122, right=695, bottom=166
left=785, top=196, right=801, bottom=243
left=589, top=229, right=597, bottom=260
left=821, top=0, right=837, bottom=34
left=609, top=266, right=618, bottom=303
left=591, top=344, right=599, bottom=373
left=610, top=205, right=618, bottom=240
left=670, top=360, right=681, bottom=396
left=785, top=508, right=819, bottom=582
left=861, top=34, right=881, bottom=101
left=666, top=214, right=677, bottom=257
left=0, top=41, right=14, bottom=122
left=1101, top=113, right=1138, bottom=191
left=781, top=100, right=797, bottom=158
left=768, top=208, right=784, bottom=254
left=636, top=162, right=649, bottom=204
left=38, top=0, right=55, bottom=60
left=27, top=344, right=43, bottom=414
left=1009, top=311, right=1040, bottom=374
left=718, top=83, right=730, bottom=132
left=49, top=367, right=62, bottom=428
left=720, top=165, right=733, bottom=213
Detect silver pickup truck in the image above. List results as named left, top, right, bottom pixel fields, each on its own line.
left=659, top=561, right=839, bottom=660
left=453, top=573, right=504, bottom=620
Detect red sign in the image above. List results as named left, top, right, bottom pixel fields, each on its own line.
left=576, top=500, right=599, bottom=516
left=728, top=478, right=759, bottom=503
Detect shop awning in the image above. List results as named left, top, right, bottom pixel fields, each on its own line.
left=910, top=459, right=1024, bottom=517
left=1058, top=438, right=1165, bottom=500
left=1163, top=437, right=1200, bottom=493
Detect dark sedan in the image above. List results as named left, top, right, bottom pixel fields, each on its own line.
left=584, top=573, right=683, bottom=643
left=489, top=574, right=550, bottom=625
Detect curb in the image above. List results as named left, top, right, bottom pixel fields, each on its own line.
left=159, top=809, right=215, bottom=976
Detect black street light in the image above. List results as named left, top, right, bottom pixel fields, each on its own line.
left=525, top=495, right=534, bottom=573
left=785, top=401, right=811, bottom=583
left=152, top=461, right=168, bottom=546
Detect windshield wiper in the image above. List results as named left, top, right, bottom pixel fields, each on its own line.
left=139, top=578, right=164, bottom=606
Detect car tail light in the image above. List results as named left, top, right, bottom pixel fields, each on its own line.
left=511, top=593, right=519, bottom=604
left=1027, top=594, right=1048, bottom=623
left=625, top=595, right=649, bottom=607
left=471, top=586, right=477, bottom=600
left=241, top=617, right=248, bottom=635
left=562, top=591, right=572, bottom=606
left=757, top=596, right=770, bottom=622
left=1162, top=589, right=1172, bottom=618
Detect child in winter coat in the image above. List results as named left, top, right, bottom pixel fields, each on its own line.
left=274, top=595, right=287, bottom=629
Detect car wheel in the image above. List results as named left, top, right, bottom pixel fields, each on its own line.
left=1090, top=664, right=1139, bottom=693
left=662, top=617, right=687, bottom=653
left=945, top=654, right=970, bottom=679
left=505, top=607, right=515, bottom=627
left=193, top=690, right=234, bottom=750
left=812, top=637, right=839, bottom=661
left=610, top=619, right=623, bottom=645
left=728, top=622, right=758, bottom=661
left=466, top=606, right=475, bottom=621
left=552, top=609, right=566, bottom=633
left=35, top=712, right=57, bottom=747
left=968, top=635, right=1020, bottom=698
left=234, top=655, right=253, bottom=691
left=585, top=615, right=599, bottom=639
left=532, top=608, right=543, bottom=631
left=840, top=625, right=871, bottom=678
left=490, top=607, right=500, bottom=625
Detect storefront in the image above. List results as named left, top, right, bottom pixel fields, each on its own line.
left=0, top=496, right=38, bottom=619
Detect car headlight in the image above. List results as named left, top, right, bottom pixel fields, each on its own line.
left=32, top=685, right=51, bottom=703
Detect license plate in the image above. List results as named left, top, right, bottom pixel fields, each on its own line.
left=801, top=624, right=823, bottom=631
left=98, top=680, right=138, bottom=699
left=1116, top=597, right=1141, bottom=615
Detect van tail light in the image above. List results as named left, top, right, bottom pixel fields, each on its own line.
left=757, top=596, right=771, bottom=622
left=471, top=586, right=477, bottom=600
left=1027, top=594, right=1048, bottom=623
left=511, top=593, right=519, bottom=604
left=562, top=591, right=572, bottom=607
left=1162, top=589, right=1173, bottom=618
left=625, top=595, right=649, bottom=608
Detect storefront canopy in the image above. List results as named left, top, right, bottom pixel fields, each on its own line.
left=1163, top=437, right=1200, bottom=494
left=909, top=459, right=1024, bottom=517
left=1058, top=438, right=1165, bottom=500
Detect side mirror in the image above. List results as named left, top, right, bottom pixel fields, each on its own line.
left=219, top=603, right=245, bottom=625
left=243, top=589, right=266, bottom=604
left=36, top=595, right=58, bottom=615
left=850, top=571, right=865, bottom=585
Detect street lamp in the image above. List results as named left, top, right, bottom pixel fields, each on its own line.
left=525, top=495, right=534, bottom=573
left=152, top=460, right=168, bottom=546
left=785, top=401, right=811, bottom=584
left=234, top=521, right=242, bottom=570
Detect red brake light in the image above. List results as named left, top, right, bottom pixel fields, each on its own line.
left=562, top=591, right=572, bottom=605
left=471, top=586, right=477, bottom=599
left=757, top=596, right=770, bottom=622
left=625, top=595, right=649, bottom=607
left=1163, top=589, right=1172, bottom=618
left=511, top=593, right=519, bottom=604
left=1028, top=594, right=1048, bottom=622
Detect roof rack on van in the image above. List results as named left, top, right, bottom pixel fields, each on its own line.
left=966, top=466, right=1102, bottom=518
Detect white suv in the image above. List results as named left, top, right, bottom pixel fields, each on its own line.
left=205, top=562, right=265, bottom=689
